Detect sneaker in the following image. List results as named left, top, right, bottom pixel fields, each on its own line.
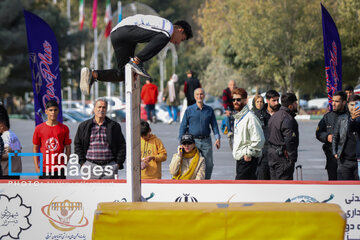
left=80, top=67, right=95, bottom=96
left=128, top=58, right=151, bottom=79
left=168, top=118, right=174, bottom=124
left=152, top=116, right=156, bottom=123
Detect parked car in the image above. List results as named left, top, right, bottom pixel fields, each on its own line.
left=354, top=84, right=360, bottom=95
left=63, top=109, right=90, bottom=122
left=307, top=98, right=328, bottom=110
left=101, top=96, right=125, bottom=111
left=62, top=112, right=80, bottom=123
left=107, top=109, right=126, bottom=123
left=140, top=104, right=172, bottom=123
left=204, top=95, right=224, bottom=116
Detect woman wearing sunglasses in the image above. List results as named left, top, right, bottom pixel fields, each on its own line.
left=169, top=134, right=205, bottom=180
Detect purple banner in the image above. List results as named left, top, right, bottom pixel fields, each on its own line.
left=321, top=3, right=342, bottom=111
left=24, top=10, right=63, bottom=126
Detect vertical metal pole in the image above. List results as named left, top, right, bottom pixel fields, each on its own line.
left=81, top=44, right=86, bottom=113
left=106, top=38, right=111, bottom=98
left=118, top=1, right=124, bottom=102
left=94, top=28, right=99, bottom=99
left=125, top=64, right=141, bottom=202
left=159, top=59, right=164, bottom=93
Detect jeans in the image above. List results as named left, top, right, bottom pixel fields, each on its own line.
left=224, top=115, right=234, bottom=133
left=167, top=105, right=178, bottom=122
left=145, top=104, right=156, bottom=121
left=194, top=137, right=213, bottom=180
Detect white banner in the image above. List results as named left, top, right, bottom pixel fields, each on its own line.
left=0, top=180, right=359, bottom=240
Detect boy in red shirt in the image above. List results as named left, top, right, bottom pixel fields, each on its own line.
left=33, top=100, right=71, bottom=179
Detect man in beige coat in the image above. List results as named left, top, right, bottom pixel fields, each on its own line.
left=232, top=88, right=265, bottom=180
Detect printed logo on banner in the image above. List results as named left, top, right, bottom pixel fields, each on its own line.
left=0, top=194, right=32, bottom=239
left=175, top=193, right=198, bottom=202
left=285, top=194, right=334, bottom=203
left=41, top=198, right=89, bottom=231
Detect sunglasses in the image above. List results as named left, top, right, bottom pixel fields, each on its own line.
left=232, top=98, right=243, bottom=102
left=182, top=141, right=193, bottom=145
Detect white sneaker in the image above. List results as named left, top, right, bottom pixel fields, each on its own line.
left=168, top=118, right=174, bottom=124
left=80, top=67, right=92, bottom=96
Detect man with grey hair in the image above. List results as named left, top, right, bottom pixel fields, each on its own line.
left=179, top=88, right=221, bottom=179
left=75, top=98, right=126, bottom=179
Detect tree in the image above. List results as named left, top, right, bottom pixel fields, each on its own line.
left=198, top=0, right=324, bottom=92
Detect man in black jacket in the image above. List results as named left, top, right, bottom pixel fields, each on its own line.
left=267, top=93, right=299, bottom=180
left=75, top=99, right=126, bottom=179
left=332, top=94, right=360, bottom=180
left=316, top=91, right=347, bottom=180
left=184, top=70, right=201, bottom=106
left=254, top=90, right=280, bottom=180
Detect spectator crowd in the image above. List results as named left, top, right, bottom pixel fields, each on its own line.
left=1, top=76, right=360, bottom=181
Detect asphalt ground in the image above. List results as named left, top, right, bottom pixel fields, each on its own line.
left=10, top=118, right=327, bottom=181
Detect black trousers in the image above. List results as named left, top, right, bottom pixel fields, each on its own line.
left=235, top=157, right=258, bottom=180
left=268, top=147, right=295, bottom=180
left=96, top=26, right=170, bottom=83
left=323, top=144, right=337, bottom=180
left=337, top=159, right=359, bottom=180
left=256, top=146, right=270, bottom=180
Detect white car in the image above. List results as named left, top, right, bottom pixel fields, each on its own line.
left=307, top=98, right=328, bottom=110
left=101, top=96, right=125, bottom=111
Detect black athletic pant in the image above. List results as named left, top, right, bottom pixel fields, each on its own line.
left=323, top=144, right=337, bottom=180
left=256, top=146, right=270, bottom=180
left=235, top=157, right=258, bottom=180
left=96, top=26, right=170, bottom=83
left=337, top=159, right=359, bottom=180
left=268, top=147, right=295, bottom=180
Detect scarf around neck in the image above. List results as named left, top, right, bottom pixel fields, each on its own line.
left=173, top=147, right=200, bottom=180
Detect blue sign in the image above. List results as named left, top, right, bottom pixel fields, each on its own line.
left=321, top=4, right=342, bottom=111
left=8, top=151, right=43, bottom=176
left=24, top=10, right=63, bottom=126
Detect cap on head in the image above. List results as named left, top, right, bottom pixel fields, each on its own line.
left=180, top=134, right=195, bottom=144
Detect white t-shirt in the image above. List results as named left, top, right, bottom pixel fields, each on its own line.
left=2, top=130, right=22, bottom=151
left=112, top=14, right=173, bottom=38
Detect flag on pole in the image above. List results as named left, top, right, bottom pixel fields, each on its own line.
left=104, top=0, right=112, bottom=38
left=321, top=3, right=342, bottom=111
left=23, top=10, right=63, bottom=126
left=79, top=0, right=85, bottom=30
left=92, top=0, right=97, bottom=29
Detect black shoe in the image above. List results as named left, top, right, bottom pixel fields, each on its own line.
left=80, top=67, right=95, bottom=96
left=128, top=58, right=151, bottom=79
